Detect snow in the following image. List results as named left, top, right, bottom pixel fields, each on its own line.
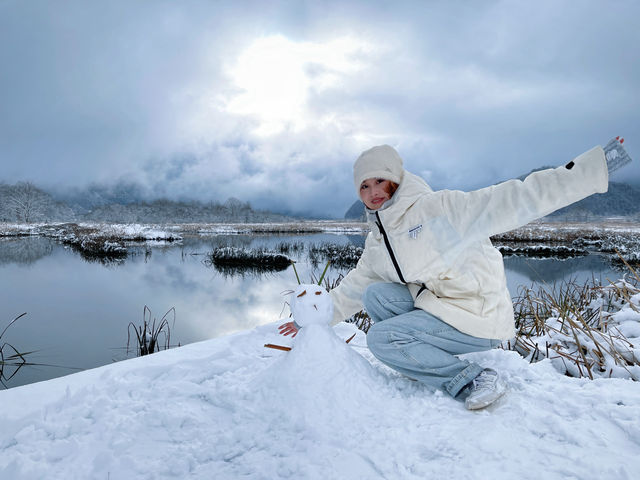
left=2, top=315, right=640, bottom=478
left=290, top=284, right=333, bottom=326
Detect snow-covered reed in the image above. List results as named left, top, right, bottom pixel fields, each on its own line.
left=509, top=263, right=640, bottom=380
left=205, top=246, right=291, bottom=275
left=308, top=242, right=364, bottom=268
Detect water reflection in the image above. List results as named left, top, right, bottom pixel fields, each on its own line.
left=0, top=237, right=54, bottom=265
left=0, top=233, right=625, bottom=388
left=502, top=254, right=624, bottom=298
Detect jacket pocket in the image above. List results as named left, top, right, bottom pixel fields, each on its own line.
left=432, top=270, right=484, bottom=315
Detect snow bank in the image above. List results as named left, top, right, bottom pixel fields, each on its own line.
left=1, top=321, right=639, bottom=479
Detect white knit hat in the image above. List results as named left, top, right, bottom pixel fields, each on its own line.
left=353, top=145, right=404, bottom=194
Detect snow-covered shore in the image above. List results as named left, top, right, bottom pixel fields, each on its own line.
left=3, top=220, right=640, bottom=261
left=0, top=221, right=370, bottom=239
left=1, top=320, right=639, bottom=479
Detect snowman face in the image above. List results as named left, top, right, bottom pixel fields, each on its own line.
left=290, top=284, right=334, bottom=327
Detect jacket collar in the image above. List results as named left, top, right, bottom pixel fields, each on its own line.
left=366, top=171, right=433, bottom=230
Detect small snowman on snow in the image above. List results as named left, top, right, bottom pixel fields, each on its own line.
left=270, top=283, right=356, bottom=353
left=290, top=284, right=334, bottom=329
left=261, top=284, right=375, bottom=403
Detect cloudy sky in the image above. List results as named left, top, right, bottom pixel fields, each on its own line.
left=1, top=0, right=639, bottom=217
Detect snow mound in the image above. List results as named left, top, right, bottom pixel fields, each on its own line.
left=256, top=323, right=381, bottom=413
left=1, top=323, right=639, bottom=479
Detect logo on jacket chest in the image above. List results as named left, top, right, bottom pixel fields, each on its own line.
left=408, top=224, right=423, bottom=239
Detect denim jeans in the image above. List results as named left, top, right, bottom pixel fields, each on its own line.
left=364, top=282, right=499, bottom=398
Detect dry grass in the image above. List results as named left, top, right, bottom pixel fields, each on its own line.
left=508, top=262, right=640, bottom=380
left=127, top=306, right=176, bottom=357
left=205, top=246, right=291, bottom=275
left=0, top=313, right=43, bottom=388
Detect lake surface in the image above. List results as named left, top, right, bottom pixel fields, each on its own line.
left=0, top=234, right=627, bottom=388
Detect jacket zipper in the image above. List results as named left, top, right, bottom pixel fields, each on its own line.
left=375, top=211, right=406, bottom=284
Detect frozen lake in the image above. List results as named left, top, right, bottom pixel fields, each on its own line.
left=0, top=234, right=626, bottom=388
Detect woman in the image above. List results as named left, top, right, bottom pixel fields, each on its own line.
left=280, top=139, right=631, bottom=409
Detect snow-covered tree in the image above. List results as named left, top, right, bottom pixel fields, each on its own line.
left=6, top=182, right=49, bottom=223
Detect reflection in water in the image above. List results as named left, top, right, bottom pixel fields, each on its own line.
left=502, top=254, right=624, bottom=298
left=0, top=234, right=624, bottom=388
left=0, top=237, right=54, bottom=265
left=504, top=254, right=618, bottom=284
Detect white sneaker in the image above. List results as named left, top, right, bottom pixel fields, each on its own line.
left=463, top=368, right=506, bottom=410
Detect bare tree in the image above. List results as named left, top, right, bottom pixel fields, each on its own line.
left=7, top=182, right=48, bottom=223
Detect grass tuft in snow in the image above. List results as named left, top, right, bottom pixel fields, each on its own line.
left=508, top=265, right=640, bottom=380
left=205, top=246, right=291, bottom=275
left=127, top=306, right=176, bottom=357
left=275, top=241, right=305, bottom=255
left=0, top=313, right=36, bottom=388
left=308, top=242, right=363, bottom=269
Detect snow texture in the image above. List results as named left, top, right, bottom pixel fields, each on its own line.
left=1, top=314, right=639, bottom=479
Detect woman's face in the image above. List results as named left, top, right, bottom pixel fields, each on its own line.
left=359, top=178, right=393, bottom=210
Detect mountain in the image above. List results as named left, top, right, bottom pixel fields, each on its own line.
left=0, top=180, right=296, bottom=224
left=83, top=198, right=294, bottom=223
left=517, top=167, right=640, bottom=220
left=50, top=182, right=149, bottom=215
left=547, top=181, right=640, bottom=219
left=344, top=200, right=365, bottom=220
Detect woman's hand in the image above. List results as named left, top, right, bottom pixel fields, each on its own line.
left=278, top=321, right=299, bottom=337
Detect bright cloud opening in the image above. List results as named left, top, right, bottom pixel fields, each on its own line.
left=224, top=35, right=370, bottom=136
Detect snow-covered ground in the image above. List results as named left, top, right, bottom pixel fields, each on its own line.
left=1, top=319, right=639, bottom=479
left=0, top=222, right=184, bottom=241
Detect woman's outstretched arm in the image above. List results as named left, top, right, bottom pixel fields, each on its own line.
left=436, top=144, right=612, bottom=253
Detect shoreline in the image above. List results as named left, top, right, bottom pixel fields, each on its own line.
left=1, top=219, right=640, bottom=262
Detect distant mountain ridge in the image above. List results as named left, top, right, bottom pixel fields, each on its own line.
left=344, top=200, right=366, bottom=220
left=0, top=181, right=296, bottom=224
left=516, top=166, right=640, bottom=220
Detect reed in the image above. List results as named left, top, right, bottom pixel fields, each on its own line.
left=276, top=241, right=305, bottom=254
left=205, top=246, right=291, bottom=275
left=308, top=242, right=363, bottom=269
left=127, top=306, right=175, bottom=357
left=0, top=313, right=36, bottom=388
left=508, top=265, right=640, bottom=380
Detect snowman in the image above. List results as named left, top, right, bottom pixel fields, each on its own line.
left=289, top=283, right=334, bottom=328
left=265, top=283, right=350, bottom=354
left=258, top=283, right=378, bottom=400
left=252, top=284, right=382, bottom=437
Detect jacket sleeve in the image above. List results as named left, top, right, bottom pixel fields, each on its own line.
left=434, top=146, right=608, bottom=255
left=329, top=233, right=383, bottom=326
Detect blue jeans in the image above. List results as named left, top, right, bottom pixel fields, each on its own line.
left=364, top=283, right=499, bottom=398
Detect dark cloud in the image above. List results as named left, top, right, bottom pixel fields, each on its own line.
left=1, top=0, right=638, bottom=218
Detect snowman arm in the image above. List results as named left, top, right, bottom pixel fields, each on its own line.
left=329, top=236, right=382, bottom=326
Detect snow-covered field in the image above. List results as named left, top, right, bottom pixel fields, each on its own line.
left=0, top=221, right=370, bottom=238
left=1, top=319, right=639, bottom=479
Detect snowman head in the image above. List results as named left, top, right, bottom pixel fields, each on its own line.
left=290, top=284, right=334, bottom=327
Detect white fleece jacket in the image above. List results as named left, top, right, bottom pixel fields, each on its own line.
left=329, top=146, right=609, bottom=340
